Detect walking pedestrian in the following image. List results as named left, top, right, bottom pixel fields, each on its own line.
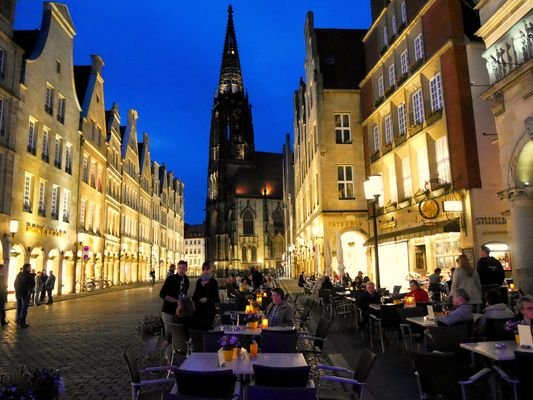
left=34, top=271, right=43, bottom=306
left=451, top=254, right=482, bottom=311
left=192, top=262, right=220, bottom=329
left=160, top=260, right=189, bottom=328
left=45, top=271, right=56, bottom=304
left=14, top=263, right=33, bottom=328
left=149, top=269, right=156, bottom=285
left=29, top=269, right=36, bottom=304
left=0, top=264, right=8, bottom=326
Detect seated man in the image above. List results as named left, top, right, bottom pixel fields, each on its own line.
left=437, top=288, right=473, bottom=326
left=357, top=282, right=382, bottom=330
left=264, top=288, right=294, bottom=327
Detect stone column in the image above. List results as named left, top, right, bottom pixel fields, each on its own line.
left=508, top=189, right=533, bottom=294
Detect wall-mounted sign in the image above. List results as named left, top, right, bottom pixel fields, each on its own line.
left=418, top=199, right=440, bottom=220
left=26, top=222, right=67, bottom=237
left=379, top=220, right=397, bottom=230
left=475, top=216, right=506, bottom=225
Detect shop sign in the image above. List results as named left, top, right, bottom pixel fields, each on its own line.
left=26, top=222, right=67, bottom=237
left=475, top=216, right=506, bottom=225
left=379, top=220, right=397, bottom=230
left=418, top=199, right=440, bottom=220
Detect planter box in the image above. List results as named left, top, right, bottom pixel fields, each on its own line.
left=394, top=135, right=406, bottom=146
left=408, top=124, right=423, bottom=136
left=426, top=109, right=443, bottom=126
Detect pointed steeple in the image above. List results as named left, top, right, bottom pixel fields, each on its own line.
left=219, top=5, right=243, bottom=94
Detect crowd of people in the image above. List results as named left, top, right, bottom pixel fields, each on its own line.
left=0, top=263, right=56, bottom=329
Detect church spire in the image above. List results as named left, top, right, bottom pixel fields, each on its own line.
left=219, top=4, right=243, bottom=94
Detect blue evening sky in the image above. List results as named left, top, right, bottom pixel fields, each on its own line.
left=15, top=1, right=371, bottom=224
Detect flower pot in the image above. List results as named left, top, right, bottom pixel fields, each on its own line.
left=247, top=321, right=258, bottom=329
left=223, top=349, right=233, bottom=362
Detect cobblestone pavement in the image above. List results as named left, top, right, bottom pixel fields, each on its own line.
left=0, top=285, right=164, bottom=399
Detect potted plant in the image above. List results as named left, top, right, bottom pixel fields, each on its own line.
left=0, top=367, right=64, bottom=400
left=245, top=313, right=260, bottom=329
left=218, top=335, right=240, bottom=361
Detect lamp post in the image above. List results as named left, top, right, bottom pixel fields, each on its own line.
left=364, top=175, right=383, bottom=288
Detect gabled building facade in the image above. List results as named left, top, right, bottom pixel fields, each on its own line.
left=292, top=13, right=369, bottom=279
left=361, top=0, right=508, bottom=289
left=205, top=6, right=285, bottom=272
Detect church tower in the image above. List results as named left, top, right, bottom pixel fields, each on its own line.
left=206, top=5, right=255, bottom=265
left=205, top=5, right=285, bottom=273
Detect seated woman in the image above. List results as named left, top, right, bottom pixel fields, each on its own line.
left=405, top=280, right=429, bottom=303
left=505, top=295, right=533, bottom=333
left=437, top=288, right=473, bottom=326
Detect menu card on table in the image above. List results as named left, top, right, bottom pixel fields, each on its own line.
left=518, top=325, right=533, bottom=347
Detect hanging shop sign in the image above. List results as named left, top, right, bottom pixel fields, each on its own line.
left=418, top=198, right=440, bottom=220
left=474, top=216, right=506, bottom=225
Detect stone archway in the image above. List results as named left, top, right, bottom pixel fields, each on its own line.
left=47, top=249, right=60, bottom=296
left=7, top=244, right=26, bottom=300
left=338, top=230, right=368, bottom=280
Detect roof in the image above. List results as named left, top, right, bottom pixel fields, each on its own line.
left=233, top=151, right=283, bottom=199
left=315, top=28, right=367, bottom=89
left=184, top=224, right=206, bottom=238
left=13, top=29, right=39, bottom=56
left=73, top=65, right=91, bottom=108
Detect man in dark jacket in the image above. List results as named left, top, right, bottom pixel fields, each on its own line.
left=0, top=264, right=8, bottom=326
left=477, top=245, right=505, bottom=299
left=160, top=260, right=189, bottom=326
left=14, top=263, right=33, bottom=328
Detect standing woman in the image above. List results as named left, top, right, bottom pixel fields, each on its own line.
left=450, top=254, right=482, bottom=312
left=192, top=262, right=220, bottom=329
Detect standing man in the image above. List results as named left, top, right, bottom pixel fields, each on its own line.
left=29, top=269, right=36, bottom=305
left=14, top=263, right=33, bottom=328
left=477, top=245, right=505, bottom=299
left=34, top=271, right=43, bottom=306
left=39, top=269, right=48, bottom=303
left=45, top=271, right=56, bottom=304
left=160, top=260, right=189, bottom=327
left=0, top=264, right=8, bottom=326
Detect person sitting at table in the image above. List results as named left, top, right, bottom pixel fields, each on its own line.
left=405, top=280, right=429, bottom=303
left=505, top=295, right=533, bottom=333
left=437, top=288, right=473, bottom=326
left=264, top=288, right=294, bottom=327
left=321, top=275, right=334, bottom=291
left=357, top=282, right=382, bottom=331
left=475, top=288, right=514, bottom=336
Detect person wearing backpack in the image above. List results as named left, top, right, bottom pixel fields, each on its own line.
left=476, top=245, right=505, bottom=300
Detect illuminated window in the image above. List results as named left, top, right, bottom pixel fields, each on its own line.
left=412, top=90, right=424, bottom=125
left=54, top=135, right=62, bottom=168
left=389, top=64, right=396, bottom=87
left=27, top=118, right=37, bottom=153
left=57, top=94, right=65, bottom=123
left=38, top=179, right=46, bottom=215
left=243, top=210, right=254, bottom=235
left=24, top=173, right=33, bottom=212
left=383, top=26, right=388, bottom=46
left=242, top=246, right=248, bottom=262
left=414, top=34, right=424, bottom=61
left=402, top=157, right=412, bottom=199
left=435, top=136, right=451, bottom=183
left=62, top=189, right=70, bottom=222
left=65, top=143, right=72, bottom=174
left=337, top=165, right=354, bottom=199
left=391, top=15, right=397, bottom=35
left=400, top=50, right=409, bottom=75
left=417, top=147, right=430, bottom=188
left=335, top=114, right=351, bottom=144
left=430, top=73, right=443, bottom=112
left=384, top=114, right=393, bottom=145
left=51, top=185, right=59, bottom=219
left=45, top=85, right=54, bottom=115
left=388, top=164, right=398, bottom=203
left=378, top=76, right=384, bottom=97
left=373, top=125, right=380, bottom=152
left=42, top=128, right=49, bottom=161
left=397, top=103, right=407, bottom=136
left=401, top=1, right=407, bottom=24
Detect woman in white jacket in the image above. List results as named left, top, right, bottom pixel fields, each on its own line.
left=450, top=254, right=482, bottom=312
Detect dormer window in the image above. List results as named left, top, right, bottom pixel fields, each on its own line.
left=391, top=15, right=397, bottom=35
left=383, top=26, right=389, bottom=47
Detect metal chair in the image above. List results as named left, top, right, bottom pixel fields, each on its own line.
left=260, top=329, right=298, bottom=353
left=294, top=299, right=314, bottom=331
left=165, top=322, right=190, bottom=370
left=188, top=329, right=205, bottom=352
left=330, top=293, right=354, bottom=331
left=174, top=369, right=240, bottom=399
left=316, top=348, right=377, bottom=400
left=247, top=385, right=316, bottom=400
left=410, top=350, right=492, bottom=400
left=495, top=350, right=533, bottom=400
left=398, top=306, right=425, bottom=351
left=298, top=318, right=332, bottom=363
left=252, top=364, right=312, bottom=388
left=122, top=344, right=177, bottom=400
left=369, top=304, right=402, bottom=353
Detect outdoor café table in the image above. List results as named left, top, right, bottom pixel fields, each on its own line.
left=406, top=313, right=483, bottom=328
left=214, top=325, right=296, bottom=336
left=179, top=352, right=307, bottom=375
left=460, top=340, right=533, bottom=362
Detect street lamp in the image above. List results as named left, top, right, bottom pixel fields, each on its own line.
left=9, top=219, right=19, bottom=238
left=364, top=175, right=383, bottom=288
